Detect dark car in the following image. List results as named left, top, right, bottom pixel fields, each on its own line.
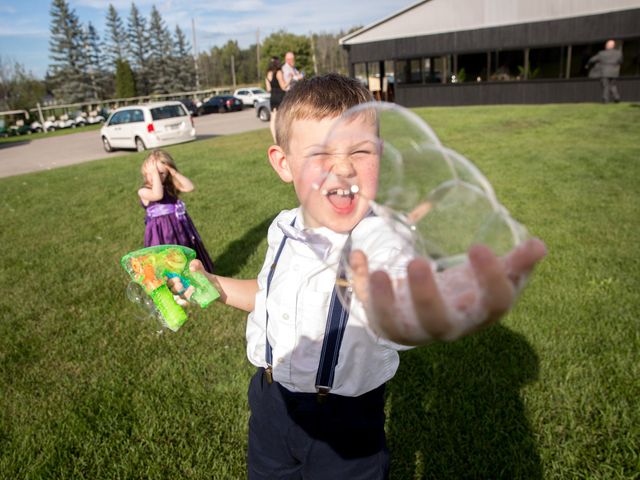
left=179, top=98, right=199, bottom=116
left=199, top=95, right=243, bottom=114
left=255, top=98, right=271, bottom=122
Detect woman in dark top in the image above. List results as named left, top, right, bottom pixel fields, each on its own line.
left=265, top=56, right=289, bottom=142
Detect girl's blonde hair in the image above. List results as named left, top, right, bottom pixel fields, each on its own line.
left=141, top=149, right=180, bottom=198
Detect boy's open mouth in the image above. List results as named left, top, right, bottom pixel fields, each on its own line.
left=321, top=185, right=359, bottom=212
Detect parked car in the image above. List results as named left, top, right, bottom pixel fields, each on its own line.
left=255, top=98, right=271, bottom=122
left=199, top=95, right=243, bottom=114
left=100, top=101, right=195, bottom=153
left=233, top=87, right=270, bottom=107
left=179, top=98, right=199, bottom=116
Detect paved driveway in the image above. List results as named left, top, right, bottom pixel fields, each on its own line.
left=0, top=108, right=268, bottom=178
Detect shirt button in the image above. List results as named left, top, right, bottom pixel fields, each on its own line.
left=282, top=313, right=289, bottom=320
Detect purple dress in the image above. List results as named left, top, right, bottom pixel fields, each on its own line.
left=143, top=191, right=215, bottom=273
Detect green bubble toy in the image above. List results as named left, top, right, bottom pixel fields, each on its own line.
left=120, top=245, right=219, bottom=331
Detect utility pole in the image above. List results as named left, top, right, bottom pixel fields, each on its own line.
left=310, top=33, right=318, bottom=75
left=231, top=55, right=236, bottom=88
left=192, top=18, right=201, bottom=90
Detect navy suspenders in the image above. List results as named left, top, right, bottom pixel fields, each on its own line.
left=315, top=237, right=352, bottom=401
left=264, top=218, right=352, bottom=401
left=263, top=220, right=293, bottom=383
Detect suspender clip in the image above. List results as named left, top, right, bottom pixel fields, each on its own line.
left=316, top=386, right=330, bottom=404
left=264, top=366, right=273, bottom=384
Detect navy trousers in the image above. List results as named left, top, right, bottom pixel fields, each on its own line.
left=247, top=368, right=390, bottom=480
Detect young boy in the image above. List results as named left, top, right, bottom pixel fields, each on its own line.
left=170, top=74, right=546, bottom=479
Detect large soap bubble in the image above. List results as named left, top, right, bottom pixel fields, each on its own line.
left=299, top=101, right=528, bottom=315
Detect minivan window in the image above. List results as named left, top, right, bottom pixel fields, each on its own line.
left=151, top=104, right=187, bottom=120
left=130, top=109, right=145, bottom=123
left=109, top=111, right=126, bottom=125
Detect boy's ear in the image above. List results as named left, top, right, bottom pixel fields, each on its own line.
left=268, top=145, right=293, bottom=183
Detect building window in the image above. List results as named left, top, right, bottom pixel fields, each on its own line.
left=621, top=38, right=640, bottom=76
left=396, top=58, right=422, bottom=84
left=489, top=50, right=525, bottom=81
left=354, top=63, right=367, bottom=86
left=384, top=60, right=395, bottom=101
left=457, top=52, right=487, bottom=82
left=423, top=56, right=450, bottom=83
left=529, top=47, right=564, bottom=79
left=567, top=43, right=600, bottom=77
left=384, top=60, right=395, bottom=81
left=367, top=62, right=382, bottom=96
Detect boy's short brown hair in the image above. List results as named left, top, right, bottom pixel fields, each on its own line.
left=275, top=73, right=373, bottom=151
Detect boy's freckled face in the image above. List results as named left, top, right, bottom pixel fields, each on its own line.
left=286, top=115, right=379, bottom=233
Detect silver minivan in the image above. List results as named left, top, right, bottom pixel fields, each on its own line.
left=100, top=101, right=196, bottom=152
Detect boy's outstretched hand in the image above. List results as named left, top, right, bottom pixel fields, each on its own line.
left=350, top=238, right=547, bottom=346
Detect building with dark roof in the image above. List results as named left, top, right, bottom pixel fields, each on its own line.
left=340, top=0, right=640, bottom=106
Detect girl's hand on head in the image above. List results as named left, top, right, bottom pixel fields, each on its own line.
left=143, top=157, right=159, bottom=175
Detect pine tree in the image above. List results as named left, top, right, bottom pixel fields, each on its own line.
left=127, top=2, right=149, bottom=95
left=48, top=0, right=88, bottom=102
left=147, top=5, right=173, bottom=94
left=172, top=25, right=195, bottom=92
left=104, top=4, right=127, bottom=70
left=115, top=58, right=136, bottom=98
left=83, top=22, right=104, bottom=99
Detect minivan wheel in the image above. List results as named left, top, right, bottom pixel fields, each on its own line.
left=135, top=137, right=146, bottom=152
left=102, top=136, right=113, bottom=153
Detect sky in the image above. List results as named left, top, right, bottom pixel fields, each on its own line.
left=0, top=0, right=412, bottom=78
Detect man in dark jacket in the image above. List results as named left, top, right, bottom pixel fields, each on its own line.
left=587, top=40, right=623, bottom=103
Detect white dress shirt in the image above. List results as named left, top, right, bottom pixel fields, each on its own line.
left=246, top=207, right=413, bottom=397
left=281, top=63, right=301, bottom=88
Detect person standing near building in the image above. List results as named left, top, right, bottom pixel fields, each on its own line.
left=587, top=39, right=623, bottom=103
left=282, top=51, right=304, bottom=89
left=265, top=56, right=288, bottom=142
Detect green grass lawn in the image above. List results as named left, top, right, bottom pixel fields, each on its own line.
left=1, top=103, right=638, bottom=479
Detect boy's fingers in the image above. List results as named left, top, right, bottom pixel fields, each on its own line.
left=504, top=238, right=547, bottom=284
left=368, top=270, right=401, bottom=339
left=349, top=250, right=370, bottom=305
left=189, top=259, right=204, bottom=273
left=167, top=277, right=184, bottom=294
left=407, top=258, right=451, bottom=340
left=468, top=244, right=513, bottom=321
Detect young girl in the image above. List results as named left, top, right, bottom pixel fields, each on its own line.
left=138, top=150, right=215, bottom=273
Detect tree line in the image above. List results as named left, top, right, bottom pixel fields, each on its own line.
left=0, top=0, right=354, bottom=110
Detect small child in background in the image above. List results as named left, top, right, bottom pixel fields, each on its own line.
left=138, top=150, right=215, bottom=273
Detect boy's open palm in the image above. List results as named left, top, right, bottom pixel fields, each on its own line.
left=350, top=238, right=547, bottom=346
